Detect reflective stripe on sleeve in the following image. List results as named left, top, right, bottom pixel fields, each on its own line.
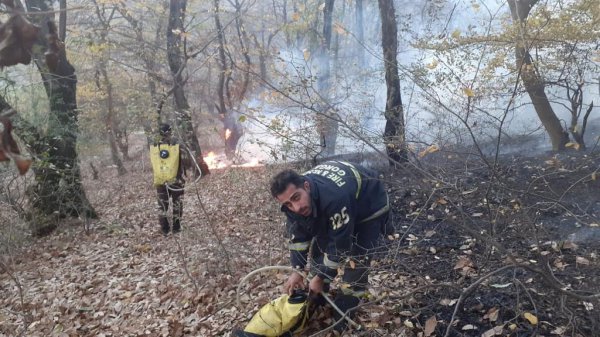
left=336, top=161, right=362, bottom=199
left=288, top=241, right=311, bottom=251
left=323, top=254, right=340, bottom=268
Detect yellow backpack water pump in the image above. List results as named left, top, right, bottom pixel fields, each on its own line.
left=150, top=143, right=180, bottom=186
left=233, top=290, right=309, bottom=337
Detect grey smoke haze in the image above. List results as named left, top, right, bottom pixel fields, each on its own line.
left=232, top=0, right=599, bottom=163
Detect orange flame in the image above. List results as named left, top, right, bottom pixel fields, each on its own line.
left=225, top=129, right=231, bottom=140
left=203, top=151, right=227, bottom=169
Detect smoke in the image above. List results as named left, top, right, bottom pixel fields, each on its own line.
left=569, top=226, right=600, bottom=244
left=231, top=0, right=599, bottom=164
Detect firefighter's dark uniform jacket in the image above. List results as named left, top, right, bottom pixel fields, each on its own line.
left=284, top=161, right=389, bottom=280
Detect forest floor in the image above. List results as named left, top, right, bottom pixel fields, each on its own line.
left=1, top=146, right=599, bottom=337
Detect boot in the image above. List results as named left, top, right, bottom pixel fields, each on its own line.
left=332, top=293, right=360, bottom=332
left=173, top=199, right=183, bottom=233
left=159, top=217, right=170, bottom=235
left=172, top=217, right=181, bottom=233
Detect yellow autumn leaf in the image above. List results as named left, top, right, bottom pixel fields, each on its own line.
left=472, top=3, right=480, bottom=11
left=592, top=172, right=597, bottom=181
left=419, top=144, right=440, bottom=158
left=291, top=12, right=300, bottom=21
left=523, top=312, right=538, bottom=325
left=426, top=60, right=439, bottom=69
left=303, top=49, right=310, bottom=61
left=565, top=142, right=580, bottom=150
left=451, top=29, right=461, bottom=39
left=463, top=87, right=475, bottom=97
left=89, top=43, right=108, bottom=54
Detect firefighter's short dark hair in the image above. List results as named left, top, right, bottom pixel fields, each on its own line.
left=159, top=123, right=172, bottom=136
left=270, top=169, right=305, bottom=198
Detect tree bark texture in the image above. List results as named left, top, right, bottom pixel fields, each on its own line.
left=508, top=0, right=568, bottom=151
left=213, top=0, right=243, bottom=158
left=378, top=0, right=407, bottom=164
left=25, top=0, right=97, bottom=223
left=99, top=65, right=127, bottom=175
left=567, top=85, right=592, bottom=150
left=355, top=0, right=365, bottom=68
left=167, top=0, right=210, bottom=176
left=214, top=0, right=227, bottom=118
left=316, top=0, right=338, bottom=158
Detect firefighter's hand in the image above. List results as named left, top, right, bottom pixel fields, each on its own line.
left=309, top=275, right=324, bottom=294
left=284, top=272, right=305, bottom=295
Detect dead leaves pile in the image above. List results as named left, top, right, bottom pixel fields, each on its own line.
left=1, top=152, right=600, bottom=337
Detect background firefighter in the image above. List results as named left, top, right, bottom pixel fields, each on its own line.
left=270, top=161, right=394, bottom=331
left=150, top=123, right=192, bottom=235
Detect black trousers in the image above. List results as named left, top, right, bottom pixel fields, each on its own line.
left=156, top=183, right=184, bottom=231
left=310, top=211, right=391, bottom=297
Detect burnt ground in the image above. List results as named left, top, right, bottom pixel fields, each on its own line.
left=374, top=150, right=600, bottom=337
left=0, top=147, right=599, bottom=337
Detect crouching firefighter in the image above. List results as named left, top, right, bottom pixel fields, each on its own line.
left=150, top=123, right=192, bottom=235
left=269, top=161, right=394, bottom=332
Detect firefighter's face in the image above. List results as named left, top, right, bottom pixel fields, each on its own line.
left=161, top=130, right=172, bottom=140
left=276, top=181, right=312, bottom=217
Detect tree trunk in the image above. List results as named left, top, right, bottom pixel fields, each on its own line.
left=252, top=32, right=268, bottom=81
left=508, top=0, right=569, bottom=151
left=223, top=0, right=248, bottom=158
left=282, top=0, right=292, bottom=47
left=234, top=0, right=251, bottom=102
left=567, top=84, right=592, bottom=150
left=115, top=128, right=130, bottom=160
left=355, top=0, right=365, bottom=68
left=167, top=0, right=210, bottom=176
left=332, top=0, right=344, bottom=79
left=58, top=0, right=66, bottom=41
left=378, top=0, right=407, bottom=164
left=15, top=0, right=97, bottom=235
left=316, top=0, right=338, bottom=158
left=100, top=65, right=127, bottom=175
left=24, top=0, right=97, bottom=225
left=213, top=0, right=243, bottom=159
